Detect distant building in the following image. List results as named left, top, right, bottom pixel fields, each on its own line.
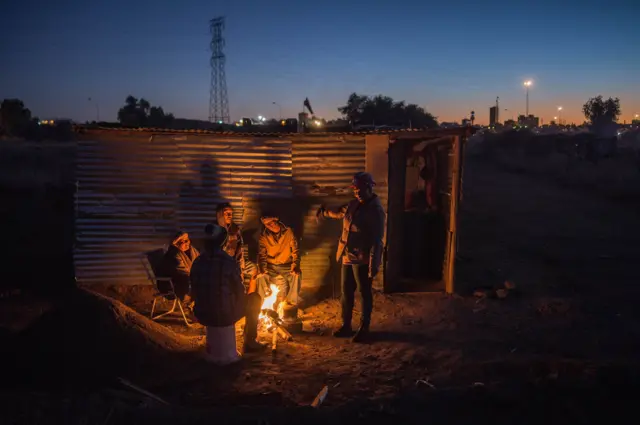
left=39, top=118, right=74, bottom=126
left=489, top=106, right=498, bottom=126
left=517, top=114, right=539, bottom=128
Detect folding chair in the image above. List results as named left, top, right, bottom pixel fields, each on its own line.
left=141, top=248, right=193, bottom=327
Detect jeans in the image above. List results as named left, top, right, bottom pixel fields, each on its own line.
left=341, top=264, right=373, bottom=329
left=257, top=263, right=301, bottom=305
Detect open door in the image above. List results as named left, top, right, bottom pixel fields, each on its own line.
left=385, top=136, right=462, bottom=293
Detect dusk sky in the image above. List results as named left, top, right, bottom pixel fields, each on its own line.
left=2, top=0, right=638, bottom=125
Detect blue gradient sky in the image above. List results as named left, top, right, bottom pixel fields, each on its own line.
left=2, top=0, right=638, bottom=125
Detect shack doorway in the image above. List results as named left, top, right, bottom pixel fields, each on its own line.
left=385, top=135, right=463, bottom=293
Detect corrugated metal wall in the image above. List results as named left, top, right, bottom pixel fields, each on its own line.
left=75, top=128, right=468, bottom=293
left=75, top=134, right=292, bottom=286
left=291, top=135, right=368, bottom=295
left=75, top=133, right=371, bottom=295
left=239, top=134, right=372, bottom=296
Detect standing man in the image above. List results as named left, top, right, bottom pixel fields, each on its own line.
left=316, top=172, right=386, bottom=342
left=216, top=202, right=263, bottom=296
left=257, top=213, right=301, bottom=307
left=216, top=203, right=244, bottom=269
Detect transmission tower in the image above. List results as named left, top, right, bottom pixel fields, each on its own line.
left=209, top=17, right=229, bottom=124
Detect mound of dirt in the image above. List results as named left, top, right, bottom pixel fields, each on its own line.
left=5, top=288, right=204, bottom=390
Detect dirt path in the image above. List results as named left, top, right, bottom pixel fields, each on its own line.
left=148, top=157, right=640, bottom=409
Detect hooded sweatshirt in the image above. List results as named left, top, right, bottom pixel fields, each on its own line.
left=258, top=221, right=300, bottom=274
left=190, top=240, right=246, bottom=327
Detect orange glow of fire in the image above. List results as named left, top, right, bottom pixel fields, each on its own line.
left=259, top=284, right=281, bottom=327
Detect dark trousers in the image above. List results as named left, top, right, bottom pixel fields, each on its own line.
left=341, top=264, right=373, bottom=329
left=244, top=292, right=262, bottom=343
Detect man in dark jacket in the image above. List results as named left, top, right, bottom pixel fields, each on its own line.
left=216, top=203, right=245, bottom=270
left=192, top=223, right=265, bottom=353
left=161, top=231, right=200, bottom=303
left=257, top=214, right=301, bottom=306
left=216, top=203, right=263, bottom=295
left=316, top=172, right=386, bottom=342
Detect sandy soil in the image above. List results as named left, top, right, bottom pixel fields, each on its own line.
left=2, top=156, right=640, bottom=423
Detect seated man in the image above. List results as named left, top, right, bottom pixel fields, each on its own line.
left=161, top=231, right=200, bottom=305
left=257, top=213, right=301, bottom=307
left=191, top=224, right=265, bottom=365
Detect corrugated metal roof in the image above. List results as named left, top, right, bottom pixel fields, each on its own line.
left=75, top=126, right=474, bottom=139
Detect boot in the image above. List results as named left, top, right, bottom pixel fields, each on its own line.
left=333, top=325, right=353, bottom=338
left=352, top=324, right=370, bottom=343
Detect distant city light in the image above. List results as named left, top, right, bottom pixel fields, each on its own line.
left=557, top=106, right=562, bottom=111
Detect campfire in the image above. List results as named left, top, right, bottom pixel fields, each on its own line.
left=259, top=284, right=282, bottom=325
left=258, top=284, right=292, bottom=350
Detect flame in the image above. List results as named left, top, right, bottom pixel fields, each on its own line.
left=259, top=284, right=281, bottom=327
left=260, top=284, right=280, bottom=312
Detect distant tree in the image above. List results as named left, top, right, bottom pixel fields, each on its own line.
left=0, top=99, right=32, bottom=136
left=338, top=93, right=369, bottom=124
left=338, top=93, right=437, bottom=128
left=148, top=106, right=174, bottom=128
left=582, top=95, right=621, bottom=137
left=117, top=96, right=174, bottom=128
left=582, top=95, right=621, bottom=124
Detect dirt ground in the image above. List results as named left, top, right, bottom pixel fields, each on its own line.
left=2, top=156, right=640, bottom=423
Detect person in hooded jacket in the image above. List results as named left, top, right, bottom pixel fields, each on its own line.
left=161, top=231, right=200, bottom=304
left=257, top=213, right=301, bottom=307
left=191, top=224, right=266, bottom=364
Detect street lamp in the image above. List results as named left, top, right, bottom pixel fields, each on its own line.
left=523, top=80, right=532, bottom=116
left=272, top=102, right=282, bottom=120
left=557, top=106, right=563, bottom=125
left=88, top=97, right=100, bottom=122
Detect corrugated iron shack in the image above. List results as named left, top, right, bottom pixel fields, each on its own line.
left=74, top=127, right=471, bottom=295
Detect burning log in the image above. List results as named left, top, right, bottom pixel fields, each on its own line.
left=261, top=308, right=293, bottom=341
left=271, top=329, right=277, bottom=352
left=277, top=326, right=292, bottom=341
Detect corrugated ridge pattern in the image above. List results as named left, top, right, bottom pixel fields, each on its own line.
left=290, top=136, right=368, bottom=290
left=75, top=135, right=293, bottom=285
